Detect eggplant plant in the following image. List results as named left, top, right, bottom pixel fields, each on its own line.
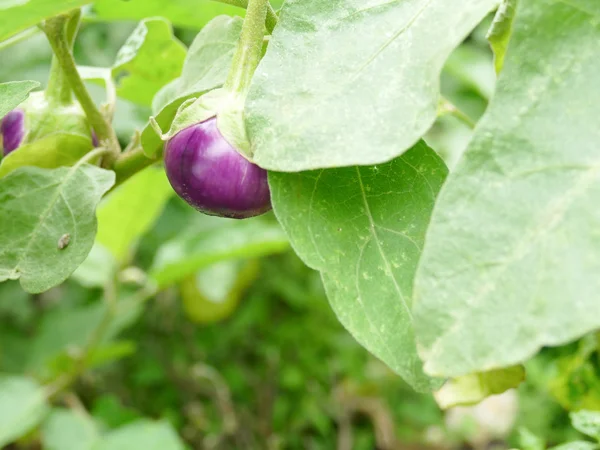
left=0, top=0, right=599, bottom=447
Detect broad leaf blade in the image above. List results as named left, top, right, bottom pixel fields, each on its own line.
left=0, top=375, right=49, bottom=447
left=0, top=0, right=90, bottom=42
left=247, top=0, right=499, bottom=171
left=413, top=0, right=600, bottom=377
left=41, top=408, right=101, bottom=450
left=150, top=215, right=289, bottom=288
left=112, top=18, right=186, bottom=107
left=269, top=141, right=447, bottom=392
left=571, top=411, right=600, bottom=442
left=0, top=80, right=39, bottom=118
left=96, top=420, right=185, bottom=450
left=0, top=132, right=92, bottom=177
left=0, top=165, right=115, bottom=293
left=97, top=167, right=172, bottom=263
left=141, top=16, right=243, bottom=157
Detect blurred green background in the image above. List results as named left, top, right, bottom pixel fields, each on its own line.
left=1, top=3, right=599, bottom=450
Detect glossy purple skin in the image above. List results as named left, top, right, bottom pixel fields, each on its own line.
left=164, top=117, right=271, bottom=219
left=1, top=109, right=25, bottom=156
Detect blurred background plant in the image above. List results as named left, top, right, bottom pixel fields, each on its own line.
left=1, top=3, right=600, bottom=450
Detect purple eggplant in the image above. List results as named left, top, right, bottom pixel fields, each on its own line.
left=164, top=117, right=271, bottom=219
left=1, top=109, right=25, bottom=156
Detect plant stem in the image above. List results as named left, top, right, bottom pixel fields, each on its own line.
left=438, top=97, right=476, bottom=129
left=46, top=10, right=82, bottom=106
left=224, top=0, right=269, bottom=96
left=43, top=14, right=121, bottom=168
left=113, top=145, right=160, bottom=186
left=212, top=0, right=278, bottom=34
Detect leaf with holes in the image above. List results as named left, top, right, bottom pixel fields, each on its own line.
left=269, top=141, right=447, bottom=392
left=0, top=165, right=115, bottom=293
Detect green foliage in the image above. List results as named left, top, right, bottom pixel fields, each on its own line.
left=0, top=165, right=114, bottom=293
left=97, top=167, right=173, bottom=263
left=150, top=214, right=289, bottom=288
left=1, top=0, right=600, bottom=448
left=246, top=0, right=499, bottom=171
left=41, top=408, right=101, bottom=450
left=435, top=366, right=525, bottom=409
left=111, top=18, right=187, bottom=107
left=571, top=411, right=600, bottom=442
left=413, top=0, right=600, bottom=378
left=141, top=15, right=243, bottom=157
left=0, top=0, right=90, bottom=42
left=0, top=80, right=39, bottom=118
left=0, top=133, right=92, bottom=177
left=487, top=0, right=518, bottom=73
left=270, top=142, right=446, bottom=392
left=0, top=375, right=49, bottom=446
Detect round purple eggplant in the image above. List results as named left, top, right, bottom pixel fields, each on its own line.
left=1, top=109, right=25, bottom=156
left=164, top=117, right=271, bottom=219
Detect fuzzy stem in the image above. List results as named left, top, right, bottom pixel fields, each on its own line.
left=223, top=0, right=269, bottom=97
left=211, top=0, right=277, bottom=33
left=45, top=10, right=82, bottom=106
left=43, top=14, right=121, bottom=167
left=112, top=145, right=160, bottom=187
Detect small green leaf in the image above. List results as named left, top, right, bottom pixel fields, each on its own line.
left=413, top=0, right=600, bottom=378
left=571, top=411, right=600, bottom=442
left=0, top=0, right=90, bottom=42
left=269, top=141, right=447, bottom=392
left=519, top=428, right=546, bottom=450
left=486, top=0, right=518, bottom=73
left=0, top=133, right=92, bottom=177
left=0, top=165, right=115, bottom=293
left=0, top=80, right=39, bottom=118
left=96, top=420, right=185, bottom=450
left=93, top=0, right=245, bottom=29
left=97, top=167, right=173, bottom=263
left=0, top=375, right=49, bottom=447
left=141, top=15, right=243, bottom=157
left=434, top=365, right=525, bottom=409
left=41, top=408, right=101, bottom=450
left=112, top=18, right=186, bottom=107
left=246, top=0, right=499, bottom=171
left=150, top=215, right=289, bottom=288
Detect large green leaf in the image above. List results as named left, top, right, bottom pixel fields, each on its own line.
left=0, top=375, right=49, bottom=447
left=0, top=132, right=92, bottom=177
left=41, top=408, right=101, bottom=450
left=0, top=165, right=115, bottom=293
left=0, top=80, right=39, bottom=118
left=97, top=167, right=172, bottom=263
left=112, top=18, right=186, bottom=107
left=413, top=0, right=600, bottom=377
left=141, top=15, right=243, bottom=157
left=0, top=0, right=90, bottom=42
left=150, top=215, right=289, bottom=288
left=246, top=0, right=499, bottom=171
left=95, top=420, right=185, bottom=450
left=269, top=141, right=447, bottom=392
